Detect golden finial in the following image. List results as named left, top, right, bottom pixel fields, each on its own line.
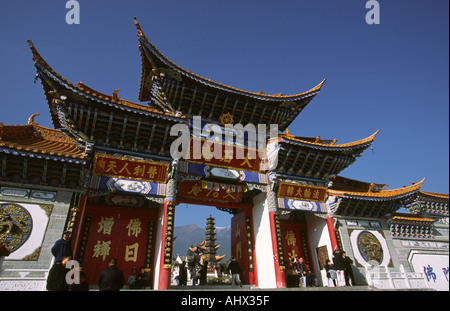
left=27, top=113, right=40, bottom=125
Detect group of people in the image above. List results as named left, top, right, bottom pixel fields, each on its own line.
left=46, top=231, right=148, bottom=291
left=47, top=231, right=356, bottom=290
left=325, top=249, right=356, bottom=287
left=176, top=258, right=209, bottom=286
left=125, top=266, right=150, bottom=289
left=286, top=249, right=356, bottom=288
left=175, top=255, right=242, bottom=287
left=288, top=257, right=318, bottom=287
left=46, top=231, right=84, bottom=291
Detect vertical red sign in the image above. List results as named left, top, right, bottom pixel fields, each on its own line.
left=231, top=211, right=252, bottom=285
left=280, top=222, right=313, bottom=271
left=79, top=205, right=156, bottom=285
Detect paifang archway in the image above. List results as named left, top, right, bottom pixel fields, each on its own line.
left=26, top=18, right=378, bottom=290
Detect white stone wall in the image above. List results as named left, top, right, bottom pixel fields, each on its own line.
left=252, top=192, right=276, bottom=288
left=0, top=189, right=74, bottom=291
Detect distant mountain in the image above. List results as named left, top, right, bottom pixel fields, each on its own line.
left=173, top=224, right=231, bottom=261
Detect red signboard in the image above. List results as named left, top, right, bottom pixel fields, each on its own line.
left=92, top=154, right=169, bottom=183
left=78, top=205, right=157, bottom=285
left=187, top=137, right=263, bottom=173
left=277, top=182, right=327, bottom=203
left=280, top=222, right=313, bottom=271
left=177, top=180, right=243, bottom=203
left=231, top=211, right=253, bottom=285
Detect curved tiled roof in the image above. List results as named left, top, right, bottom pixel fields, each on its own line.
left=27, top=40, right=185, bottom=129
left=278, top=130, right=379, bottom=151
left=391, top=214, right=435, bottom=223
left=134, top=17, right=326, bottom=103
left=418, top=191, right=449, bottom=200
left=0, top=114, right=86, bottom=161
left=328, top=178, right=425, bottom=199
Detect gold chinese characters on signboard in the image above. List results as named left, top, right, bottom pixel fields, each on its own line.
left=93, top=154, right=169, bottom=183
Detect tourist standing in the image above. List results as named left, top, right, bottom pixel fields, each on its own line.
left=51, top=231, right=73, bottom=262
left=98, top=258, right=125, bottom=291
left=227, top=257, right=242, bottom=287
left=199, top=260, right=208, bottom=286
left=343, top=251, right=356, bottom=286
left=179, top=261, right=187, bottom=286
left=325, top=259, right=337, bottom=287
left=190, top=261, right=199, bottom=286
left=333, top=249, right=346, bottom=286
left=46, top=255, right=71, bottom=291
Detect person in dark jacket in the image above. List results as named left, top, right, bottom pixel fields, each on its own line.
left=136, top=267, right=150, bottom=289
left=51, top=231, right=73, bottom=262
left=98, top=258, right=125, bottom=291
left=332, top=249, right=345, bottom=271
left=342, top=251, right=356, bottom=286
left=227, top=257, right=242, bottom=287
left=178, top=261, right=188, bottom=286
left=199, top=260, right=208, bottom=286
left=47, top=256, right=71, bottom=291
left=333, top=249, right=346, bottom=286
left=297, top=257, right=316, bottom=287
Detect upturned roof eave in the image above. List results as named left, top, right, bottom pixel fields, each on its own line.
left=134, top=17, right=326, bottom=104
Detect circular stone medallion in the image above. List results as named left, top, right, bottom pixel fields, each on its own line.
left=0, top=203, right=33, bottom=253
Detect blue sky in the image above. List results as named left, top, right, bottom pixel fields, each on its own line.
left=1, top=1, right=448, bottom=228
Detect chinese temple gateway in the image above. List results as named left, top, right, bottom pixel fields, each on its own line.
left=0, top=19, right=448, bottom=291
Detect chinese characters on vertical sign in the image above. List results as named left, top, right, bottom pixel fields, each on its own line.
left=285, top=229, right=298, bottom=261
left=124, top=218, right=142, bottom=262
left=246, top=216, right=254, bottom=273
left=92, top=216, right=114, bottom=260
left=163, top=203, right=175, bottom=269
left=230, top=212, right=254, bottom=285
left=92, top=215, right=143, bottom=263
left=281, top=222, right=311, bottom=268
left=272, top=213, right=285, bottom=270
left=144, top=221, right=155, bottom=271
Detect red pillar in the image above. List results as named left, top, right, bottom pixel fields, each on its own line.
left=269, top=211, right=286, bottom=288
left=327, top=217, right=339, bottom=252
left=157, top=200, right=175, bottom=290
left=157, top=162, right=178, bottom=290
left=244, top=207, right=256, bottom=286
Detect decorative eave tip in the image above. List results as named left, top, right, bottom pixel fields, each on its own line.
left=133, top=17, right=144, bottom=37
left=27, top=40, right=37, bottom=57
left=27, top=40, right=44, bottom=63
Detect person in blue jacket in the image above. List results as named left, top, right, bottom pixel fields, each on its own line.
left=51, top=231, right=73, bottom=262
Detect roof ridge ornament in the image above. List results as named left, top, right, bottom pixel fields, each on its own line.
left=112, top=89, right=121, bottom=101
left=27, top=113, right=40, bottom=125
